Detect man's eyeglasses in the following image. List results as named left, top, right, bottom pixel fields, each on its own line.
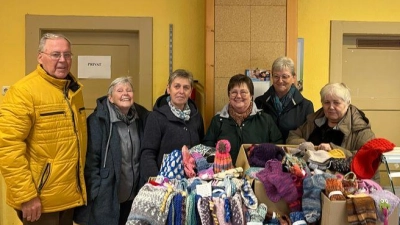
left=229, top=90, right=250, bottom=97
left=272, top=74, right=291, bottom=81
left=41, top=52, right=73, bottom=60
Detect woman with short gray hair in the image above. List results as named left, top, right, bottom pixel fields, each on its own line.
left=255, top=56, right=314, bottom=142
left=287, top=82, right=375, bottom=157
left=74, top=76, right=149, bottom=225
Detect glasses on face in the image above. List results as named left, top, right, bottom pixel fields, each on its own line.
left=229, top=90, right=249, bottom=98
left=272, top=74, right=291, bottom=81
left=41, top=52, right=73, bottom=60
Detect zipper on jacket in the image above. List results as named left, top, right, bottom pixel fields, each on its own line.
left=64, top=84, right=82, bottom=193
left=40, top=111, right=65, bottom=116
left=37, top=163, right=51, bottom=195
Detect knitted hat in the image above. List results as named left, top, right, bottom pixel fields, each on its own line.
left=351, top=138, right=395, bottom=179
left=248, top=143, right=286, bottom=167
left=328, top=157, right=352, bottom=174
left=214, top=139, right=234, bottom=173
left=158, top=150, right=184, bottom=180
left=182, top=145, right=196, bottom=178
left=328, top=149, right=346, bottom=158
left=192, top=152, right=214, bottom=180
left=303, top=149, right=331, bottom=164
left=370, top=190, right=400, bottom=222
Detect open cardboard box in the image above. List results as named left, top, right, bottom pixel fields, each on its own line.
left=235, top=144, right=292, bottom=215
left=321, top=192, right=399, bottom=225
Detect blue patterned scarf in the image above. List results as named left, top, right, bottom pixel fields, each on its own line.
left=167, top=96, right=191, bottom=121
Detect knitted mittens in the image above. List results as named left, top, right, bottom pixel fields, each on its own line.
left=256, top=159, right=297, bottom=204
left=214, top=139, right=234, bottom=173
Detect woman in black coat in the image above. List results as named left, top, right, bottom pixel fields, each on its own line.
left=139, top=69, right=204, bottom=184
left=255, top=56, right=314, bottom=142
left=74, top=77, right=149, bottom=225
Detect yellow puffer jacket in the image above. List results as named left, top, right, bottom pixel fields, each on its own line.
left=0, top=64, right=87, bottom=212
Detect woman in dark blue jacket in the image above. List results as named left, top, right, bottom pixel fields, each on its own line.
left=255, top=56, right=314, bottom=142
left=139, top=69, right=204, bottom=184
left=74, top=77, right=149, bottom=225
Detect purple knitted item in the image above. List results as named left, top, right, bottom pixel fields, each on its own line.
left=256, top=159, right=297, bottom=203
left=370, top=190, right=400, bottom=222
left=248, top=143, right=286, bottom=167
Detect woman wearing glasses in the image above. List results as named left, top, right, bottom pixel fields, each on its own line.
left=203, top=74, right=283, bottom=164
left=255, top=56, right=314, bottom=142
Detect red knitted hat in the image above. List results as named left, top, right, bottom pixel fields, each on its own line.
left=351, top=138, right=395, bottom=179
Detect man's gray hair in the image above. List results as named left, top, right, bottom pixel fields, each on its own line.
left=38, top=33, right=71, bottom=53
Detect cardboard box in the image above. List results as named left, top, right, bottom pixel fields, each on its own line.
left=320, top=192, right=399, bottom=225
left=235, top=144, right=291, bottom=215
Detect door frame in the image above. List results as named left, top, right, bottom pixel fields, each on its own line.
left=25, top=15, right=153, bottom=109
left=330, top=20, right=400, bottom=82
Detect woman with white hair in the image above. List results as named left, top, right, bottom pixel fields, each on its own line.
left=74, top=76, right=149, bottom=225
left=286, top=82, right=375, bottom=157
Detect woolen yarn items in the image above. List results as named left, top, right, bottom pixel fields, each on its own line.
left=327, top=149, right=346, bottom=158
left=248, top=143, right=286, bottom=167
left=370, top=190, right=400, bottom=223
left=302, top=172, right=335, bottom=223
left=346, top=196, right=377, bottom=225
left=128, top=183, right=176, bottom=225
left=191, top=152, right=214, bottom=180
left=351, top=138, right=395, bottom=179
left=214, top=139, right=234, bottom=173
left=158, top=149, right=184, bottom=180
left=256, top=159, right=298, bottom=204
left=182, top=145, right=196, bottom=178
left=303, top=149, right=331, bottom=164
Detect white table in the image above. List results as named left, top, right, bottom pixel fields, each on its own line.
left=382, top=147, right=400, bottom=193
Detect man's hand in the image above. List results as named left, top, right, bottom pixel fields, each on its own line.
left=21, top=197, right=42, bottom=222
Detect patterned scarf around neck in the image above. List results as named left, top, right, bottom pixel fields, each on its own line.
left=167, top=96, right=191, bottom=121
left=228, top=102, right=253, bottom=126
left=273, top=85, right=296, bottom=116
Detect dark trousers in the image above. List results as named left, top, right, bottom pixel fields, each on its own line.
left=119, top=200, right=133, bottom=225
left=17, top=208, right=74, bottom=225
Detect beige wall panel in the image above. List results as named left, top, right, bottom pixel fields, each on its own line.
left=214, top=77, right=230, bottom=113
left=215, top=42, right=251, bottom=78
left=216, top=0, right=250, bottom=6
left=363, top=111, right=400, bottom=146
left=251, top=0, right=286, bottom=6
left=215, top=6, right=251, bottom=42
left=251, top=6, right=286, bottom=42
left=250, top=42, right=285, bottom=69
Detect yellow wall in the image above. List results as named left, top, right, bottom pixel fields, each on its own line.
left=0, top=0, right=205, bottom=104
left=298, top=0, right=400, bottom=107
left=0, top=1, right=204, bottom=223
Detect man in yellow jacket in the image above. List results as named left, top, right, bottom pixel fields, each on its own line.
left=0, top=33, right=87, bottom=225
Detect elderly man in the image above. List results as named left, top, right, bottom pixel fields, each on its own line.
left=0, top=33, right=87, bottom=225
